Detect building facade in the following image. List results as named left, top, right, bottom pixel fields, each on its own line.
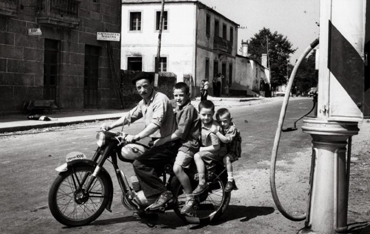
left=0, top=0, right=121, bottom=114
left=121, top=0, right=238, bottom=96
left=232, top=40, right=270, bottom=97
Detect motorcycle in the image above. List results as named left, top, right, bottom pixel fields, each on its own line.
left=48, top=130, right=231, bottom=227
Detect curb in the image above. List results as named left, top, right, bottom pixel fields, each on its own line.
left=0, top=116, right=122, bottom=134
left=0, top=97, right=270, bottom=134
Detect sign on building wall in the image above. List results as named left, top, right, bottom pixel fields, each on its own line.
left=97, top=32, right=120, bottom=41
left=28, top=28, right=42, bottom=36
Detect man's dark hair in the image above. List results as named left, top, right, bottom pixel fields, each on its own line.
left=216, top=108, right=231, bottom=119
left=199, top=100, right=215, bottom=112
left=174, top=82, right=189, bottom=94
left=131, top=72, right=155, bottom=85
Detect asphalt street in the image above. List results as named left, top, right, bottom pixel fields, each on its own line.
left=0, top=97, right=323, bottom=234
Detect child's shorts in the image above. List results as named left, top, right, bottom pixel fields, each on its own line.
left=174, top=151, right=193, bottom=169
left=197, top=151, right=223, bottom=164
left=224, top=152, right=238, bottom=162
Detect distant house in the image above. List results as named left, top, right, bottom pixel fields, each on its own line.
left=233, top=40, right=271, bottom=97
left=121, top=0, right=239, bottom=96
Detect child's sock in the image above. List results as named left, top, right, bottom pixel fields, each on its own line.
left=198, top=173, right=206, bottom=185
left=227, top=172, right=234, bottom=182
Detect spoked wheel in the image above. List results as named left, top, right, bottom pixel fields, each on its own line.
left=48, top=166, right=110, bottom=227
left=172, top=178, right=231, bottom=224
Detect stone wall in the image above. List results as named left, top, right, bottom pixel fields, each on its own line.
left=0, top=0, right=121, bottom=114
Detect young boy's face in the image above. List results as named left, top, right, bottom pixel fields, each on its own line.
left=199, top=107, right=214, bottom=125
left=173, top=88, right=190, bottom=107
left=217, top=114, right=232, bottom=129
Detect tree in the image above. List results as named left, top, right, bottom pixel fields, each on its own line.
left=248, top=28, right=296, bottom=90
left=293, top=50, right=318, bottom=95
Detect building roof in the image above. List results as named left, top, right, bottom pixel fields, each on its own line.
left=236, top=54, right=266, bottom=69
left=121, top=0, right=239, bottom=26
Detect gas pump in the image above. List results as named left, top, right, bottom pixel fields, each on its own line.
left=270, top=0, right=369, bottom=233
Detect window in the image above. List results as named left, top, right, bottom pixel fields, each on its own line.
left=205, top=58, right=209, bottom=79
left=229, top=27, right=233, bottom=43
left=214, top=20, right=219, bottom=37
left=222, top=24, right=227, bottom=39
left=130, top=12, right=141, bottom=31
left=128, top=57, right=142, bottom=71
left=206, top=14, right=210, bottom=37
left=156, top=57, right=167, bottom=72
left=156, top=11, right=168, bottom=30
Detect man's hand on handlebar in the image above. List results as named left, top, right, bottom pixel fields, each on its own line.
left=125, top=134, right=140, bottom=143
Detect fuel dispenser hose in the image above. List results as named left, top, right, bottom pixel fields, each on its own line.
left=270, top=38, right=319, bottom=221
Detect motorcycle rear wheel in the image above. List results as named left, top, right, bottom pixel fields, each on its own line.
left=171, top=177, right=231, bottom=224
left=48, top=165, right=110, bottom=227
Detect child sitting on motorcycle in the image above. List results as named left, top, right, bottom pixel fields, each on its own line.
left=211, top=108, right=239, bottom=192
left=151, top=82, right=200, bottom=214
left=192, top=100, right=226, bottom=195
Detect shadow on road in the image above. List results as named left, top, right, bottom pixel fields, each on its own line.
left=217, top=205, right=275, bottom=223
left=188, top=205, right=275, bottom=230
left=63, top=206, right=275, bottom=230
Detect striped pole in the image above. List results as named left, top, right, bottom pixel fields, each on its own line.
left=300, top=0, right=365, bottom=233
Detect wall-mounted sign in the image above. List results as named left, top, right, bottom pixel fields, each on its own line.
left=28, top=28, right=42, bottom=36
left=97, top=32, right=120, bottom=41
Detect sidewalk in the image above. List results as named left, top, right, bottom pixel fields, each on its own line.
left=0, top=96, right=267, bottom=134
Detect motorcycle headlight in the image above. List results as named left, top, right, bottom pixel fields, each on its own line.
left=96, top=132, right=106, bottom=147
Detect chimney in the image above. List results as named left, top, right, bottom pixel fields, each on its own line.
left=241, top=40, right=249, bottom=57
left=261, top=53, right=268, bottom=68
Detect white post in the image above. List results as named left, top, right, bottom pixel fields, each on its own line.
left=300, top=0, right=364, bottom=233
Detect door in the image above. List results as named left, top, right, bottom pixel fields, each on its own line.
left=44, top=39, right=59, bottom=101
left=84, top=45, right=100, bottom=108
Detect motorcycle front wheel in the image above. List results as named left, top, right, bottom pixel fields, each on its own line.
left=171, top=177, right=231, bottom=224
left=48, top=165, right=110, bottom=227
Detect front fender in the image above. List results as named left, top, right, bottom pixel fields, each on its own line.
left=58, top=159, right=114, bottom=212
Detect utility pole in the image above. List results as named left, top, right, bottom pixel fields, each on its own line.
left=155, top=0, right=165, bottom=87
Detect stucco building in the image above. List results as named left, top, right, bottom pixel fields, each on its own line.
left=0, top=0, right=121, bottom=114
left=121, top=0, right=238, bottom=96
left=233, top=40, right=270, bottom=97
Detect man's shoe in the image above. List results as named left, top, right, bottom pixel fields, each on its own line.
left=192, top=183, right=209, bottom=196
left=180, top=198, right=195, bottom=214
left=224, top=180, right=238, bottom=193
left=146, top=191, right=173, bottom=210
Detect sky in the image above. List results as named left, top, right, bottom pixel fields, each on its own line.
left=200, top=0, right=320, bottom=63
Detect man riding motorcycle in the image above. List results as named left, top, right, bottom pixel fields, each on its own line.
left=101, top=72, right=180, bottom=210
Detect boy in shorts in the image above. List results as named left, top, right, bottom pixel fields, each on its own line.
left=212, top=108, right=239, bottom=192
left=154, top=82, right=200, bottom=214
left=192, top=100, right=226, bottom=195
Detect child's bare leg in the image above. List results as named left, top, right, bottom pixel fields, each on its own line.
left=194, top=153, right=206, bottom=185
left=192, top=153, right=208, bottom=195
left=223, top=155, right=237, bottom=192
left=223, top=155, right=234, bottom=181
left=173, top=164, right=192, bottom=194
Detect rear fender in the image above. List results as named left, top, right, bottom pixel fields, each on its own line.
left=61, top=159, right=114, bottom=212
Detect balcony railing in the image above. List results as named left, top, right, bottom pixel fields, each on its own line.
left=213, top=36, right=233, bottom=54
left=0, top=0, right=18, bottom=17
left=37, top=0, right=80, bottom=28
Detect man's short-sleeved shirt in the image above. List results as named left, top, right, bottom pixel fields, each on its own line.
left=128, top=90, right=176, bottom=138
left=174, top=101, right=200, bottom=152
